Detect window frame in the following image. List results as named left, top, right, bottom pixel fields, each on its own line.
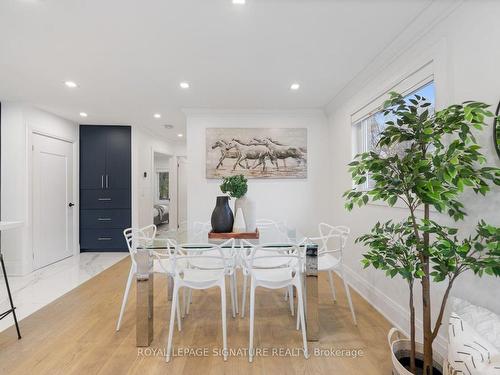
left=350, top=63, right=436, bottom=209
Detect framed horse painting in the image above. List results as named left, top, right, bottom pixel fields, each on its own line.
left=206, top=128, right=307, bottom=179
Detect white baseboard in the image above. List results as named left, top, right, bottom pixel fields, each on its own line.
left=3, top=259, right=27, bottom=276
left=340, top=264, right=447, bottom=356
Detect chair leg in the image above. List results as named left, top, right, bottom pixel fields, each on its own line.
left=182, top=288, right=187, bottom=318
left=327, top=270, right=337, bottom=302
left=176, top=289, right=182, bottom=331
left=288, top=285, right=294, bottom=316
left=220, top=283, right=228, bottom=361
left=166, top=285, right=179, bottom=362
left=248, top=281, right=256, bottom=363
left=339, top=267, right=357, bottom=325
left=296, top=301, right=301, bottom=330
left=233, top=273, right=239, bottom=315
left=241, top=274, right=247, bottom=318
left=284, top=288, right=288, bottom=301
left=186, top=288, right=192, bottom=315
left=229, top=276, right=236, bottom=318
left=116, top=265, right=134, bottom=331
left=296, top=281, right=309, bottom=359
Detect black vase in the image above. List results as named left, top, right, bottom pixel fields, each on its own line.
left=211, top=196, right=234, bottom=233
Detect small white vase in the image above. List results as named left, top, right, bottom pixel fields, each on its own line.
left=235, top=195, right=256, bottom=232
left=233, top=208, right=246, bottom=233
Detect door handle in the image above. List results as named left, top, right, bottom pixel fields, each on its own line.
left=101, top=175, right=104, bottom=189
left=98, top=198, right=112, bottom=201
left=97, top=237, right=112, bottom=241
left=97, top=218, right=112, bottom=221
left=106, top=175, right=109, bottom=189
left=68, top=202, right=75, bottom=207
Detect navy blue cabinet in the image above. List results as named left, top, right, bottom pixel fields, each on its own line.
left=80, top=125, right=131, bottom=252
left=80, top=126, right=106, bottom=189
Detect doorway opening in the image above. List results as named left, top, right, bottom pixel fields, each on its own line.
left=152, top=152, right=171, bottom=236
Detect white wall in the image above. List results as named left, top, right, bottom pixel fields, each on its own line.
left=1, top=103, right=78, bottom=275
left=185, top=110, right=330, bottom=236
left=327, top=1, right=500, bottom=354
left=132, top=127, right=184, bottom=230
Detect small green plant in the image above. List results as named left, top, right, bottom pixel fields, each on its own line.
left=220, top=175, right=248, bottom=199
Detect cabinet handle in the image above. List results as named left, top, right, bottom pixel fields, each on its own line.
left=106, top=175, right=109, bottom=188
left=101, top=175, right=104, bottom=189
left=98, top=198, right=112, bottom=201
left=98, top=237, right=112, bottom=241
left=98, top=218, right=112, bottom=221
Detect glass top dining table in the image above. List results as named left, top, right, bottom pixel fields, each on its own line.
left=134, top=225, right=319, bottom=346
left=151, top=226, right=308, bottom=247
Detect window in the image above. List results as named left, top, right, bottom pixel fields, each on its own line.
left=157, top=171, right=169, bottom=201
left=352, top=80, right=435, bottom=190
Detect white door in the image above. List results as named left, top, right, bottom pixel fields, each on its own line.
left=177, top=157, right=187, bottom=230
left=32, top=133, right=74, bottom=269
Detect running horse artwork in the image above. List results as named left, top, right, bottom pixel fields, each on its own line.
left=206, top=128, right=307, bottom=179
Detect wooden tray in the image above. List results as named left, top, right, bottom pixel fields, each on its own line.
left=208, top=229, right=259, bottom=239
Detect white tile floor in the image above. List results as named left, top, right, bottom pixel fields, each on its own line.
left=0, top=252, right=128, bottom=332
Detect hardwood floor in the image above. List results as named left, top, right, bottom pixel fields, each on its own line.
left=0, top=257, right=392, bottom=374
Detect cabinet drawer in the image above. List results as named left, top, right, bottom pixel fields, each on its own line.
left=81, top=189, right=131, bottom=209
left=81, top=209, right=130, bottom=229
left=80, top=229, right=128, bottom=250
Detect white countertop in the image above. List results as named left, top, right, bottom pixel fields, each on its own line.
left=0, top=221, right=24, bottom=231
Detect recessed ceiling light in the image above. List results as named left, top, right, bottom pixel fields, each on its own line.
left=164, top=124, right=174, bottom=129
left=290, top=83, right=300, bottom=91
left=179, top=82, right=190, bottom=89
left=65, top=81, right=78, bottom=88
left=233, top=0, right=246, bottom=4
left=177, top=133, right=184, bottom=138
left=154, top=113, right=161, bottom=119
left=79, top=112, right=88, bottom=117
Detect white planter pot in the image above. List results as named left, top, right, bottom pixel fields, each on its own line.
left=388, top=328, right=444, bottom=375
left=233, top=208, right=246, bottom=233
left=234, top=195, right=256, bottom=232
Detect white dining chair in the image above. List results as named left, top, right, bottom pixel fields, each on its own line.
left=164, top=239, right=235, bottom=362
left=192, top=221, right=212, bottom=241
left=179, top=240, right=239, bottom=318
left=240, top=241, right=295, bottom=318
left=314, top=223, right=357, bottom=325
left=182, top=221, right=239, bottom=318
left=256, top=219, right=287, bottom=233
left=246, top=219, right=294, bottom=314
left=241, top=241, right=308, bottom=362
left=116, top=225, right=182, bottom=331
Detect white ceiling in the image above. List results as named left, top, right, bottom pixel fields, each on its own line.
left=0, top=0, right=433, bottom=141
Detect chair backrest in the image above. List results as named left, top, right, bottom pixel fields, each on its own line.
left=123, top=224, right=158, bottom=265
left=313, top=223, right=350, bottom=257
left=241, top=240, right=302, bottom=273
left=190, top=221, right=211, bottom=241
left=173, top=238, right=235, bottom=275
left=256, top=219, right=288, bottom=236
left=193, top=221, right=211, bottom=233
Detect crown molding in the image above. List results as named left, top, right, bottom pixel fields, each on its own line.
left=324, top=0, right=464, bottom=116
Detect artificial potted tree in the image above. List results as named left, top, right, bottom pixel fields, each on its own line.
left=344, top=92, right=500, bottom=375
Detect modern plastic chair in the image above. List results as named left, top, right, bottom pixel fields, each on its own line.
left=116, top=225, right=182, bottom=331
left=164, top=239, right=235, bottom=362
left=315, top=223, right=357, bottom=325
left=240, top=241, right=308, bottom=362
